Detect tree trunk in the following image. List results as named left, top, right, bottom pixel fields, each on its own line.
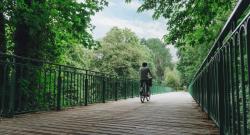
left=13, top=0, right=33, bottom=112
left=14, top=0, right=44, bottom=59
left=0, top=10, right=6, bottom=53
left=0, top=7, right=6, bottom=88
left=14, top=0, right=34, bottom=56
left=13, top=0, right=47, bottom=112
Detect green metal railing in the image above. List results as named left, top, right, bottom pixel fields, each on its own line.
left=0, top=53, right=172, bottom=117
left=190, top=0, right=250, bottom=135
left=151, top=84, right=173, bottom=94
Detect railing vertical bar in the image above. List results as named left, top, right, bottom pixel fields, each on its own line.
left=66, top=71, right=69, bottom=107
left=239, top=27, right=248, bottom=135
left=49, top=68, right=52, bottom=109
left=57, top=66, right=62, bottom=111
left=102, top=76, right=105, bottom=103
left=218, top=45, right=225, bottom=135
left=79, top=73, right=82, bottom=105
left=84, top=71, right=88, bottom=106
left=43, top=69, right=47, bottom=109
left=62, top=71, right=64, bottom=107
left=234, top=33, right=241, bottom=134
left=246, top=19, right=250, bottom=134
left=77, top=72, right=79, bottom=105
left=115, top=77, right=118, bottom=101
left=9, top=61, right=16, bottom=117
left=1, top=64, right=7, bottom=116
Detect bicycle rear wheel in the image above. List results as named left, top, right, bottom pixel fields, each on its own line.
left=140, top=83, right=146, bottom=103
left=140, top=88, right=145, bottom=103
left=146, top=90, right=151, bottom=101
left=140, top=94, right=145, bottom=103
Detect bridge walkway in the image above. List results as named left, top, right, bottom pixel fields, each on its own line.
left=0, top=92, right=218, bottom=135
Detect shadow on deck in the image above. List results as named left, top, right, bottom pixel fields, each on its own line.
left=0, top=92, right=218, bottom=135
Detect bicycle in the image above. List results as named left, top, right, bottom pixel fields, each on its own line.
left=140, top=80, right=151, bottom=103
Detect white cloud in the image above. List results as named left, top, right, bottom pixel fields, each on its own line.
left=125, top=1, right=156, bottom=19
left=91, top=14, right=178, bottom=62
left=92, top=13, right=166, bottom=39
left=90, top=0, right=178, bottom=62
left=107, top=1, right=116, bottom=6
left=126, top=1, right=141, bottom=10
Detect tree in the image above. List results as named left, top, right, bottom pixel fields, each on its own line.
left=164, top=67, right=180, bottom=91
left=0, top=0, right=6, bottom=86
left=62, top=44, right=94, bottom=69
left=0, top=0, right=6, bottom=54
left=0, top=0, right=108, bottom=111
left=92, top=27, right=155, bottom=78
left=14, top=1, right=47, bottom=59
left=11, top=0, right=107, bottom=60
left=126, top=0, right=237, bottom=85
left=143, top=38, right=173, bottom=82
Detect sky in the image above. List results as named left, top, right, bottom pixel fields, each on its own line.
left=90, top=0, right=178, bottom=62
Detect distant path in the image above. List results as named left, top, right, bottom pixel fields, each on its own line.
left=0, top=92, right=218, bottom=135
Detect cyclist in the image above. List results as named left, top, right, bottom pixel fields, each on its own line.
left=139, top=62, right=152, bottom=95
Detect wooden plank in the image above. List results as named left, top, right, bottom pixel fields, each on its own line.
left=0, top=92, right=219, bottom=135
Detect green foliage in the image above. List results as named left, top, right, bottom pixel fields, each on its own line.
left=61, top=44, right=94, bottom=69
left=2, top=0, right=107, bottom=60
left=90, top=27, right=154, bottom=78
left=142, top=38, right=173, bottom=82
left=0, top=0, right=109, bottom=112
left=60, top=27, right=175, bottom=87
left=49, top=0, right=107, bottom=49
left=59, top=27, right=175, bottom=86
left=1, top=0, right=179, bottom=116
left=13, top=0, right=53, bottom=59
left=127, top=0, right=237, bottom=85
left=164, top=67, right=181, bottom=91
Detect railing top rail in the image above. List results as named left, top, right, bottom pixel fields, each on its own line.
left=193, top=0, right=250, bottom=80
left=0, top=52, right=139, bottom=80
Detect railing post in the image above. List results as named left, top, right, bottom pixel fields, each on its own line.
left=8, top=59, right=16, bottom=117
left=84, top=71, right=88, bottom=106
left=207, top=67, right=210, bottom=119
left=6, top=58, right=17, bottom=117
left=218, top=42, right=225, bottom=135
left=200, top=72, right=204, bottom=112
left=9, top=74, right=15, bottom=117
left=1, top=63, right=7, bottom=116
left=246, top=16, right=250, bottom=135
left=81, top=74, right=84, bottom=106
left=57, top=66, right=62, bottom=111
left=115, top=78, right=118, bottom=101
left=102, top=76, right=106, bottom=103
left=131, top=80, right=134, bottom=98
left=124, top=78, right=127, bottom=99
left=0, top=54, right=5, bottom=115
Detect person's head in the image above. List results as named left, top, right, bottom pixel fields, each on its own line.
left=142, top=62, right=147, bottom=67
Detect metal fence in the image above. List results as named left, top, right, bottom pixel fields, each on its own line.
left=151, top=84, right=173, bottom=94
left=189, top=0, right=250, bottom=135
left=0, top=53, right=172, bottom=117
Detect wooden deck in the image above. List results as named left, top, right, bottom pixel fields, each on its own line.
left=0, top=92, right=219, bottom=135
